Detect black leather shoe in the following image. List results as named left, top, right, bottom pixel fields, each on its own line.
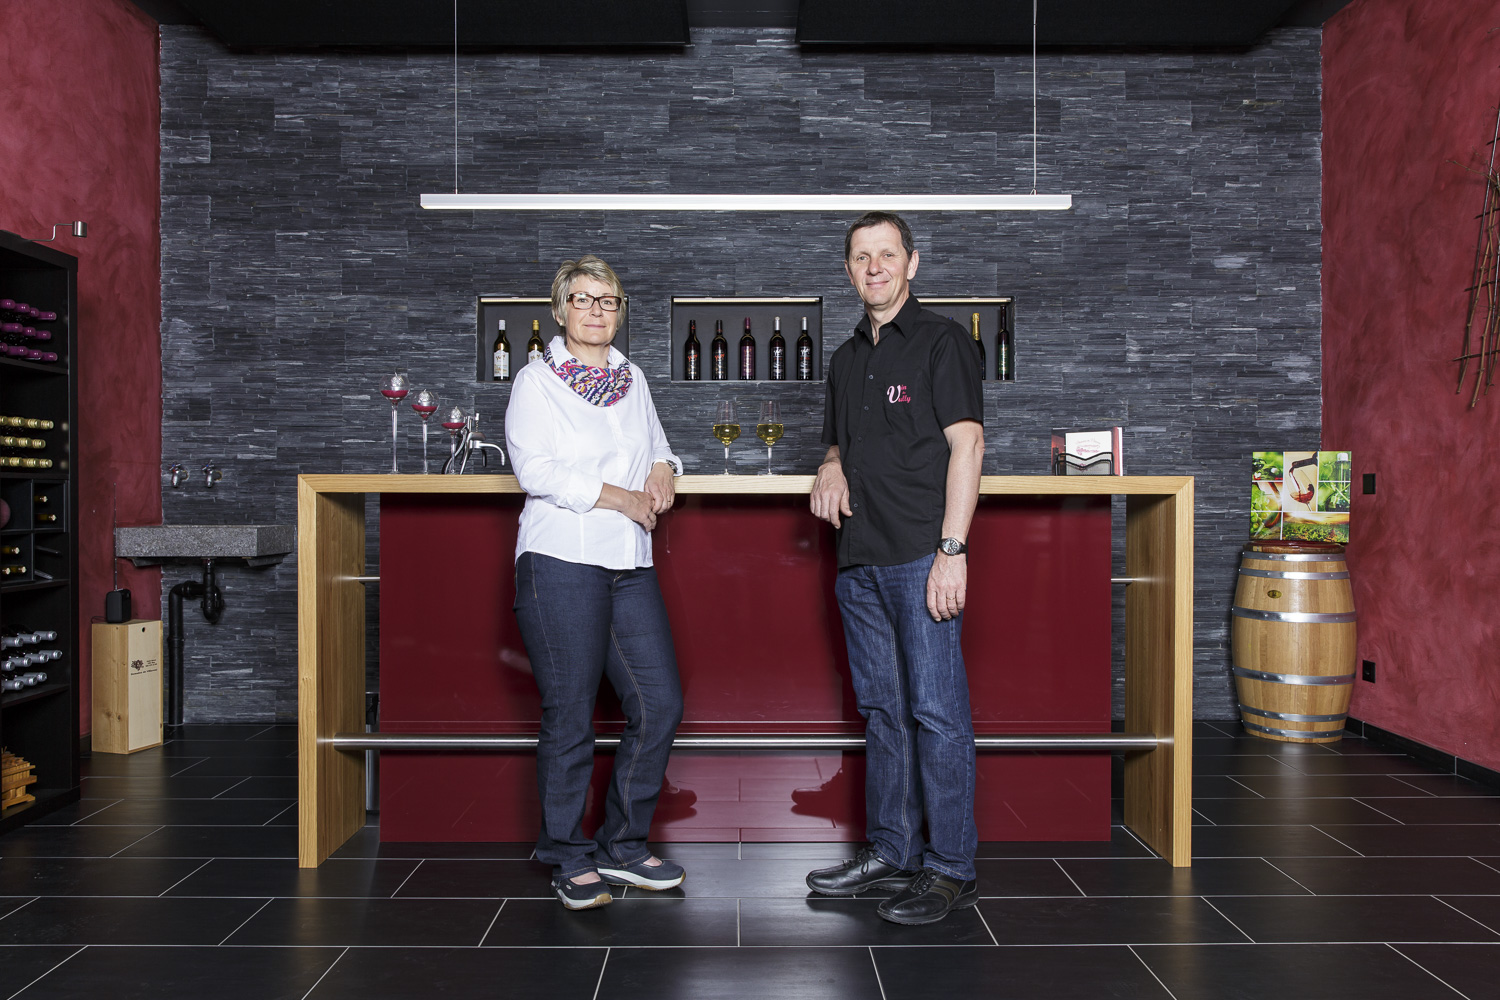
left=806, top=845, right=917, bottom=896
left=876, top=868, right=979, bottom=925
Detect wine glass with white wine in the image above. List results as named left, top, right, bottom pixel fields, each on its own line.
left=713, top=400, right=740, bottom=475
left=757, top=400, right=782, bottom=475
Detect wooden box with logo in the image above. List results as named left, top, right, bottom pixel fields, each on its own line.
left=92, top=620, right=163, bottom=754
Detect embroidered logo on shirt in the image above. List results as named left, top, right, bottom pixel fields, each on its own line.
left=886, top=384, right=912, bottom=404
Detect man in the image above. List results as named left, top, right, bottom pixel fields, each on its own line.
left=805, top=212, right=985, bottom=925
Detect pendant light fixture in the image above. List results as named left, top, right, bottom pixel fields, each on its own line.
left=421, top=0, right=1070, bottom=213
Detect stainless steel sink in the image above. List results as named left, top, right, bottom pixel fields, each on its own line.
left=115, top=525, right=295, bottom=567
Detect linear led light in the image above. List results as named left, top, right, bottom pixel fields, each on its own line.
left=420, top=193, right=1072, bottom=212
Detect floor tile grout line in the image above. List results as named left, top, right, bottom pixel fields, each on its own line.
left=3, top=943, right=86, bottom=1000
left=262, top=802, right=298, bottom=827
left=1429, top=894, right=1500, bottom=938
left=1472, top=857, right=1500, bottom=876
left=157, top=857, right=215, bottom=897
left=1352, top=798, right=1408, bottom=825
left=1223, top=776, right=1266, bottom=799
left=476, top=897, right=507, bottom=947
left=868, top=946, right=888, bottom=1000
left=1385, top=942, right=1475, bottom=1000
left=974, top=902, right=1001, bottom=946
left=217, top=897, right=274, bottom=946
left=389, top=859, right=424, bottom=898
left=1051, top=859, right=1089, bottom=898
left=1127, top=944, right=1182, bottom=1000
left=63, top=798, right=123, bottom=826
left=1390, top=775, right=1442, bottom=798
left=212, top=776, right=253, bottom=800
left=590, top=947, right=611, bottom=1000
left=1309, top=825, right=1367, bottom=857
left=298, top=945, right=349, bottom=1000
left=107, top=825, right=166, bottom=858
left=1260, top=857, right=1319, bottom=896
left=1199, top=895, right=1256, bottom=943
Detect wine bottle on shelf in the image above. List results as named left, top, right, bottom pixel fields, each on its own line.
left=1, top=565, right=28, bottom=577
left=0, top=546, right=19, bottom=558
left=710, top=320, right=729, bottom=381
left=525, top=320, right=545, bottom=365
left=34, top=494, right=49, bottom=505
left=683, top=320, right=702, bottom=381
left=739, top=317, right=756, bottom=380
left=491, top=319, right=511, bottom=381
left=796, top=317, right=814, bottom=381
left=996, top=309, right=1014, bottom=381
left=769, top=317, right=787, bottom=381
left=36, top=512, right=57, bottom=523
left=970, top=313, right=986, bottom=380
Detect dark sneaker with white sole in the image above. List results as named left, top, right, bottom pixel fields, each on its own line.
left=806, top=845, right=918, bottom=896
left=596, top=857, right=686, bottom=891
left=551, top=875, right=613, bottom=910
left=876, top=868, right=979, bottom=925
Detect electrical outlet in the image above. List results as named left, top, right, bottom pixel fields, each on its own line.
left=1362, top=659, right=1376, bottom=682
left=1363, top=473, right=1376, bottom=495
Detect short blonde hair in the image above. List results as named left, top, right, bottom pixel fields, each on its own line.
left=550, top=255, right=626, bottom=323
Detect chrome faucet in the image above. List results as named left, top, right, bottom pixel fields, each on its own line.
left=441, top=411, right=505, bottom=474
left=203, top=463, right=223, bottom=488
left=168, top=464, right=185, bottom=488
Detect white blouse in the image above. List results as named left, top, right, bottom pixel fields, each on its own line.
left=505, top=336, right=683, bottom=570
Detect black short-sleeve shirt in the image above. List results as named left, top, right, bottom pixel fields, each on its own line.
left=821, top=294, right=984, bottom=569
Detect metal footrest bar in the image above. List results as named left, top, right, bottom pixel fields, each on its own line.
left=329, top=732, right=1161, bottom=752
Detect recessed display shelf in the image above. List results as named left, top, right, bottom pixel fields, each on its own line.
left=669, top=297, right=823, bottom=383
left=923, top=296, right=1016, bottom=383
left=474, top=296, right=631, bottom=383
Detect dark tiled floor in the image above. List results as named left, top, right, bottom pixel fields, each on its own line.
left=0, top=721, right=1496, bottom=999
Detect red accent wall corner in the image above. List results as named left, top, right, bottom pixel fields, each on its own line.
left=0, top=0, right=164, bottom=734
left=1323, top=0, right=1500, bottom=771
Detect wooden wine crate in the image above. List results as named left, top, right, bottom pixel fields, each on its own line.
left=92, top=620, right=164, bottom=754
left=1, top=749, right=37, bottom=808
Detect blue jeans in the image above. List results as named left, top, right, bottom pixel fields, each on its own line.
left=513, top=552, right=684, bottom=879
left=835, top=554, right=978, bottom=881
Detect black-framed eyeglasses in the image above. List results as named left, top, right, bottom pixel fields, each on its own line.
left=566, top=292, right=622, bottom=312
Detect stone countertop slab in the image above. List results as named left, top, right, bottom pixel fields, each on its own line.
left=115, top=525, right=296, bottom=566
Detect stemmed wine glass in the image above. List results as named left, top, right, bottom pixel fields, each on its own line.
left=712, top=401, right=740, bottom=475
left=756, top=400, right=783, bottom=475
left=441, top=405, right=468, bottom=473
left=380, top=372, right=410, bottom=473
left=410, top=390, right=438, bottom=474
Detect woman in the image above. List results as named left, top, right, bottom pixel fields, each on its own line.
left=504, top=255, right=685, bottom=910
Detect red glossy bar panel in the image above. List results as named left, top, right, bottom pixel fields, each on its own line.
left=378, top=492, right=1112, bottom=842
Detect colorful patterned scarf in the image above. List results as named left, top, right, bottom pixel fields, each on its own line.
left=544, top=344, right=633, bottom=407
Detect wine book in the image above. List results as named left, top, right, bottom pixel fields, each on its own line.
left=1050, top=428, right=1123, bottom=475
left=1250, top=450, right=1351, bottom=544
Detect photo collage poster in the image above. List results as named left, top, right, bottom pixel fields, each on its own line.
left=1250, top=450, right=1351, bottom=544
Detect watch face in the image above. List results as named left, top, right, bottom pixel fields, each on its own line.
left=940, top=538, right=963, bottom=556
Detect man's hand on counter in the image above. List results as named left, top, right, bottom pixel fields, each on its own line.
left=811, top=447, right=853, bottom=528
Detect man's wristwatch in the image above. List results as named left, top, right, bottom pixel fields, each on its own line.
left=937, top=537, right=967, bottom=556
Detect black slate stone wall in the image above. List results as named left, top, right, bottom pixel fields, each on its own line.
left=158, top=26, right=1322, bottom=722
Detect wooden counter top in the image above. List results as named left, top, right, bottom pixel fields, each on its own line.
left=300, top=473, right=1193, bottom=497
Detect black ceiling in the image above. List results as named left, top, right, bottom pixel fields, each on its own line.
left=129, top=0, right=1353, bottom=49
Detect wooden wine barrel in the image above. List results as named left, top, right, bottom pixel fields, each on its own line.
left=1230, top=541, right=1356, bottom=743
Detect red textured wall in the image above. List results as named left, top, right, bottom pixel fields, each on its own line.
left=0, top=0, right=162, bottom=734
left=1323, top=0, right=1500, bottom=770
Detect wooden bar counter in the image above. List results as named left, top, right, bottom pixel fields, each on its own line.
left=298, top=474, right=1194, bottom=867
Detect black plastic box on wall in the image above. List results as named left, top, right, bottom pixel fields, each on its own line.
left=922, top=297, right=1016, bottom=383
left=669, top=297, right=823, bottom=383
left=474, top=296, right=631, bottom=383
